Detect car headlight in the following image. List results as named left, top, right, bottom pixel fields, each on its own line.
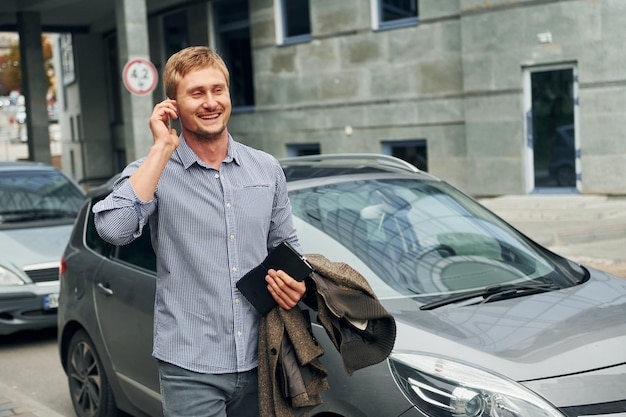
left=0, top=266, right=25, bottom=286
left=389, top=352, right=565, bottom=417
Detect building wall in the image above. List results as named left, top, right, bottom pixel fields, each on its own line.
left=60, top=34, right=113, bottom=186
left=459, top=0, right=626, bottom=195
left=228, top=0, right=626, bottom=195
left=574, top=0, right=626, bottom=194
left=65, top=0, right=626, bottom=195
left=237, top=0, right=468, bottom=189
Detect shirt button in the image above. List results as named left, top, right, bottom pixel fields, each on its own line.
left=235, top=298, right=240, bottom=304
left=226, top=203, right=232, bottom=208
left=229, top=234, right=235, bottom=240
left=237, top=331, right=242, bottom=337
left=232, top=266, right=237, bottom=272
left=214, top=173, right=219, bottom=179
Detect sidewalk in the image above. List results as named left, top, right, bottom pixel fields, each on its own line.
left=1, top=193, right=625, bottom=417
left=479, top=194, right=626, bottom=278
left=0, top=381, right=65, bottom=417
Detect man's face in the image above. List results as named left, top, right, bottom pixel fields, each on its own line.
left=175, top=66, right=232, bottom=142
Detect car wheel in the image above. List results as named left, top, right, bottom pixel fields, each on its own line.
left=67, top=329, right=118, bottom=417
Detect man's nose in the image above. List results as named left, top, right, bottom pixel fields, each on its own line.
left=203, top=94, right=218, bottom=108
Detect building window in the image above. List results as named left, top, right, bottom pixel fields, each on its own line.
left=163, top=10, right=189, bottom=60
left=212, top=0, right=255, bottom=109
left=372, top=0, right=419, bottom=30
left=69, top=116, right=75, bottom=142
left=275, top=0, right=312, bottom=45
left=382, top=139, right=427, bottom=171
left=104, top=33, right=122, bottom=124
left=286, top=143, right=320, bottom=157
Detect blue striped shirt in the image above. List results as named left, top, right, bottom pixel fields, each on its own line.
left=93, top=135, right=300, bottom=374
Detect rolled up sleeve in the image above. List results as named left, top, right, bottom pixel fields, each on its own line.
left=93, top=171, right=157, bottom=246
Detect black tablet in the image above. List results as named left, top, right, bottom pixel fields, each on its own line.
left=236, top=242, right=313, bottom=315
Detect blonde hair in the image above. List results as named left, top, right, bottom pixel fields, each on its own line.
left=163, top=46, right=230, bottom=99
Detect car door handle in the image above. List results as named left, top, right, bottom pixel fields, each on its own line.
left=97, top=282, right=114, bottom=296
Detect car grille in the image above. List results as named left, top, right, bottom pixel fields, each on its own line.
left=23, top=262, right=59, bottom=283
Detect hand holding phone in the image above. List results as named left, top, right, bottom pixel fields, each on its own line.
left=149, top=98, right=179, bottom=149
left=165, top=97, right=177, bottom=131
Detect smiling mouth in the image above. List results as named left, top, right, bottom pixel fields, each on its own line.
left=199, top=113, right=220, bottom=120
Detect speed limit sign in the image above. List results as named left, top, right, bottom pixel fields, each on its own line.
left=123, top=58, right=158, bottom=96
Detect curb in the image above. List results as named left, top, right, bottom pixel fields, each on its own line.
left=0, top=382, right=66, bottom=417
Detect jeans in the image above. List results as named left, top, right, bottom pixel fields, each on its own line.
left=158, top=361, right=259, bottom=417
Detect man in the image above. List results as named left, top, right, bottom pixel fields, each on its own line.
left=94, top=46, right=306, bottom=417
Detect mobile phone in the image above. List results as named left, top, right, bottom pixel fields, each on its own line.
left=166, top=97, right=173, bottom=130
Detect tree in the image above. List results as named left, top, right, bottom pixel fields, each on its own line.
left=0, top=35, right=54, bottom=97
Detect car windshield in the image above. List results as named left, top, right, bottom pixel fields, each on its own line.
left=0, top=170, right=84, bottom=226
left=289, top=177, right=585, bottom=301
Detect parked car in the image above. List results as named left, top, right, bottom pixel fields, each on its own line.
left=0, top=161, right=85, bottom=335
left=58, top=154, right=626, bottom=417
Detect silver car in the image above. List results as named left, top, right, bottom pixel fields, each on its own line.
left=0, top=161, right=85, bottom=335
left=59, top=154, right=626, bottom=417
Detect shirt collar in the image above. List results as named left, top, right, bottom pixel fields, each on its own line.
left=176, top=134, right=241, bottom=170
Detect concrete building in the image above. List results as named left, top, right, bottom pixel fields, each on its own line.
left=0, top=0, right=624, bottom=195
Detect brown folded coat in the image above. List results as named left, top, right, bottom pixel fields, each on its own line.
left=258, top=253, right=397, bottom=417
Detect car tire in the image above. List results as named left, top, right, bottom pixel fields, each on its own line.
left=67, top=329, right=119, bottom=417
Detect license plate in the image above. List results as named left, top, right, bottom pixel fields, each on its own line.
left=44, top=293, right=59, bottom=310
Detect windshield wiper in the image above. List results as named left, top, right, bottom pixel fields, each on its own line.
left=0, top=209, right=77, bottom=223
left=419, top=282, right=559, bottom=310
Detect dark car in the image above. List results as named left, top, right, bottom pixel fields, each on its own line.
left=58, top=154, right=626, bottom=417
left=0, top=161, right=85, bottom=335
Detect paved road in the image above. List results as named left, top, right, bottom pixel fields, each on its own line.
left=0, top=328, right=72, bottom=417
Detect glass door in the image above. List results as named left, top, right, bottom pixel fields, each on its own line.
left=211, top=0, right=255, bottom=110
left=523, top=66, right=579, bottom=192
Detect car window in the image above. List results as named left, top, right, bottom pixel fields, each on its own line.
left=85, top=199, right=113, bottom=257
left=112, top=229, right=157, bottom=272
left=0, top=169, right=84, bottom=225
left=289, top=178, right=581, bottom=298
left=85, top=198, right=156, bottom=273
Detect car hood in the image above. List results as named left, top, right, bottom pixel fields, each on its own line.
left=0, top=224, right=74, bottom=269
left=390, top=268, right=626, bottom=382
